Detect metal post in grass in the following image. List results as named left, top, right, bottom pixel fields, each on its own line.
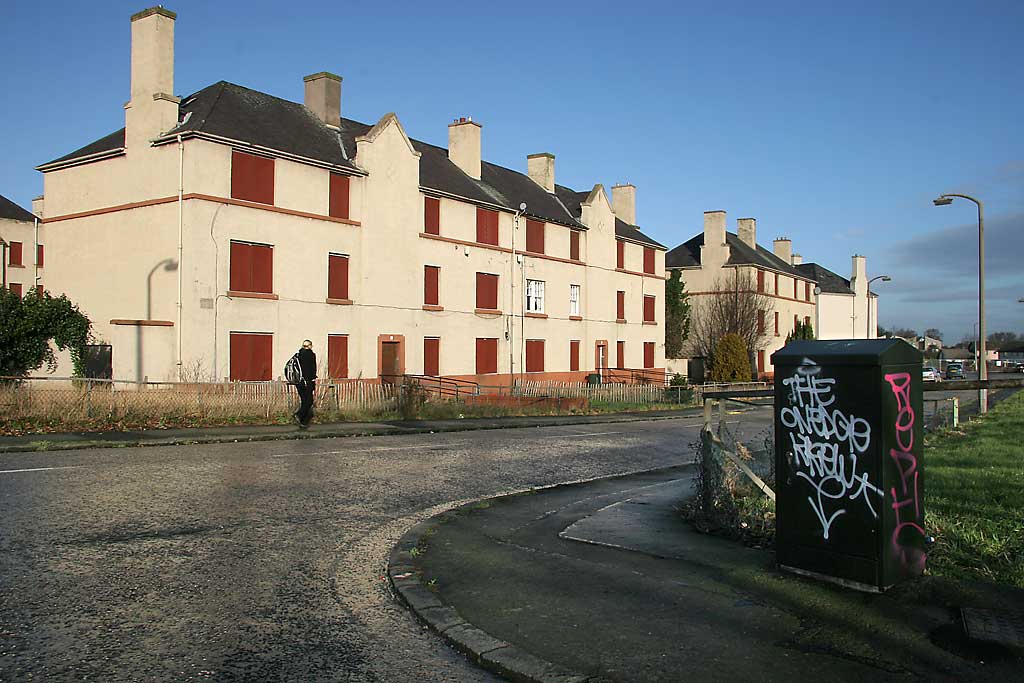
left=951, top=397, right=959, bottom=428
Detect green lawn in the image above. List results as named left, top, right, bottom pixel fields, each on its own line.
left=925, top=391, right=1024, bottom=588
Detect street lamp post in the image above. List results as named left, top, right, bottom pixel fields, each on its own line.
left=866, top=275, right=891, bottom=338
left=933, top=193, right=986, bottom=413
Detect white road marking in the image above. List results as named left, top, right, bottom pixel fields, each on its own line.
left=0, top=466, right=83, bottom=474
left=540, top=431, right=626, bottom=439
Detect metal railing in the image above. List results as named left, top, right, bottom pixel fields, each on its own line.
left=381, top=374, right=481, bottom=400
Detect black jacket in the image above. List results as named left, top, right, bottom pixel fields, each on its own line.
left=297, top=348, right=317, bottom=382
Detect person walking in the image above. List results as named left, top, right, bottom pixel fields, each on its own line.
left=293, top=339, right=317, bottom=428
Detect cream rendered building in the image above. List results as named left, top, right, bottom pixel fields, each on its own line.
left=0, top=195, right=43, bottom=299
left=794, top=256, right=881, bottom=341
left=35, top=7, right=666, bottom=385
left=665, top=211, right=817, bottom=378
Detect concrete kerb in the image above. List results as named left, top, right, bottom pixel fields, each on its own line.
left=386, top=463, right=692, bottom=683
left=0, top=408, right=703, bottom=454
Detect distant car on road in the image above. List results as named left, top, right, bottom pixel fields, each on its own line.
left=945, top=363, right=965, bottom=380
left=922, top=366, right=942, bottom=382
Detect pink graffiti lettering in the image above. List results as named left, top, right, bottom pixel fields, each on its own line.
left=884, top=372, right=926, bottom=573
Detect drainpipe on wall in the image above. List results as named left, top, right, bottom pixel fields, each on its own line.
left=510, top=203, right=526, bottom=382
left=176, top=134, right=184, bottom=380
left=1, top=237, right=7, bottom=288
left=33, top=217, right=39, bottom=290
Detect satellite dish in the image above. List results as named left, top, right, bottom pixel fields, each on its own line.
left=519, top=203, right=527, bottom=211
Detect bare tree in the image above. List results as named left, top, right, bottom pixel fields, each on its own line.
left=688, top=272, right=774, bottom=366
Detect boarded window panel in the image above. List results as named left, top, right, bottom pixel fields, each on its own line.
left=328, top=254, right=349, bottom=300
left=644, top=342, right=655, bottom=369
left=476, top=272, right=498, bottom=310
left=793, top=279, right=798, bottom=298
left=329, top=173, right=350, bottom=219
left=616, top=240, right=625, bottom=269
left=328, top=334, right=349, bottom=379
left=643, top=247, right=655, bottom=275
left=616, top=341, right=625, bottom=369
left=229, top=242, right=252, bottom=292
left=570, top=340, right=580, bottom=372
left=758, top=310, right=765, bottom=334
left=775, top=273, right=779, bottom=294
left=757, top=350, right=765, bottom=374
left=526, top=340, right=545, bottom=373
left=476, top=208, right=499, bottom=245
left=526, top=220, right=545, bottom=254
left=774, top=312, right=779, bottom=334
left=250, top=244, right=274, bottom=294
left=424, top=337, right=440, bottom=376
left=805, top=282, right=811, bottom=301
left=616, top=291, right=625, bottom=320
left=643, top=295, right=655, bottom=323
left=424, top=197, right=440, bottom=235
left=570, top=231, right=580, bottom=261
left=805, top=316, right=811, bottom=326
left=9, top=241, right=22, bottom=266
left=10, top=283, right=22, bottom=297
left=424, top=266, right=439, bottom=306
left=757, top=270, right=765, bottom=292
left=230, top=333, right=272, bottom=381
left=231, top=150, right=275, bottom=205
left=475, top=338, right=498, bottom=374
left=36, top=245, right=44, bottom=267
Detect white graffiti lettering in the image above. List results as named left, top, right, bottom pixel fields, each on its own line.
left=781, top=369, right=883, bottom=540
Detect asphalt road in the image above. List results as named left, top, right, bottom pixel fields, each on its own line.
left=0, top=411, right=772, bottom=682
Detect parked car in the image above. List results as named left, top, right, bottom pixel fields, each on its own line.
left=945, top=363, right=965, bottom=380
left=922, top=366, right=942, bottom=382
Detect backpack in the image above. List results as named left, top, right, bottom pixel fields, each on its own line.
left=284, top=353, right=304, bottom=384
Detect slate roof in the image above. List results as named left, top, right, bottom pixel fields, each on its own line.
left=39, top=81, right=665, bottom=247
left=794, top=263, right=853, bottom=294
left=0, top=194, right=36, bottom=222
left=665, top=231, right=804, bottom=277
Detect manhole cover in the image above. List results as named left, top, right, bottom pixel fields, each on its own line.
left=961, top=608, right=1024, bottom=648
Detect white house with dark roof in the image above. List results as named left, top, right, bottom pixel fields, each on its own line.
left=793, top=256, right=880, bottom=341
left=33, top=7, right=666, bottom=384
left=665, top=211, right=817, bottom=377
left=0, top=194, right=42, bottom=299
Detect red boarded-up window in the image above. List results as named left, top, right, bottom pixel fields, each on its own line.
left=476, top=272, right=498, bottom=310
left=424, top=337, right=440, bottom=376
left=476, top=208, right=499, bottom=245
left=526, top=339, right=545, bottom=373
left=328, top=253, right=349, bottom=300
left=328, top=334, right=349, bottom=379
left=757, top=310, right=765, bottom=334
left=774, top=273, right=779, bottom=294
left=793, top=279, right=798, bottom=298
left=644, top=342, right=655, bottom=369
left=570, top=340, right=580, bottom=372
left=616, top=240, right=625, bottom=269
left=570, top=231, right=580, bottom=261
left=616, top=341, right=625, bottom=369
left=643, top=247, right=655, bottom=275
left=231, top=150, right=275, bottom=205
left=643, top=295, right=655, bottom=323
left=805, top=282, right=811, bottom=301
left=794, top=314, right=799, bottom=331
left=757, top=350, right=765, bottom=375
left=476, top=338, right=498, bottom=374
left=526, top=219, right=545, bottom=254
left=424, top=266, right=440, bottom=306
left=9, top=283, right=22, bottom=297
left=36, top=245, right=43, bottom=267
left=230, top=241, right=273, bottom=294
left=424, top=197, right=440, bottom=235
left=774, top=311, right=779, bottom=335
left=229, top=332, right=272, bottom=381
left=757, top=270, right=765, bottom=292
left=616, top=291, right=625, bottom=321
left=8, top=241, right=22, bottom=266
left=329, top=173, right=350, bottom=219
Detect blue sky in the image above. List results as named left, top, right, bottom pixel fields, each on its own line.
left=2, top=0, right=1021, bottom=343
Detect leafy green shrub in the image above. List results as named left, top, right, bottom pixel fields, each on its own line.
left=669, top=372, right=688, bottom=387
left=0, top=288, right=92, bottom=378
left=710, top=333, right=750, bottom=382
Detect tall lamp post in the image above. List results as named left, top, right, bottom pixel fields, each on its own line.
left=866, top=275, right=891, bottom=338
left=933, top=193, right=986, bottom=413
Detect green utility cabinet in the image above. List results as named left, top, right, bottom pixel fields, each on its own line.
left=772, top=339, right=925, bottom=591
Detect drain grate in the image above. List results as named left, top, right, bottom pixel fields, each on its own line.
left=961, top=607, right=1024, bottom=649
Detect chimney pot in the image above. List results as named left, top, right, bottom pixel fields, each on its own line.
left=303, top=72, right=342, bottom=127
left=611, top=184, right=637, bottom=225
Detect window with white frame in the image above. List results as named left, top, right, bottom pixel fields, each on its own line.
left=569, top=284, right=580, bottom=316
left=526, top=279, right=545, bottom=314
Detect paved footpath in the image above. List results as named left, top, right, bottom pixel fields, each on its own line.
left=396, top=466, right=1024, bottom=683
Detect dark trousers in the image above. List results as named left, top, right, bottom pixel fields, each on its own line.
left=295, top=380, right=315, bottom=425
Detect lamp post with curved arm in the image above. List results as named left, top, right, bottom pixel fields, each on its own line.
left=933, top=193, right=986, bottom=413
left=866, top=275, right=891, bottom=338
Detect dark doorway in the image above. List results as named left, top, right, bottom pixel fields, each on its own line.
left=381, top=341, right=401, bottom=383
left=83, top=344, right=113, bottom=379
